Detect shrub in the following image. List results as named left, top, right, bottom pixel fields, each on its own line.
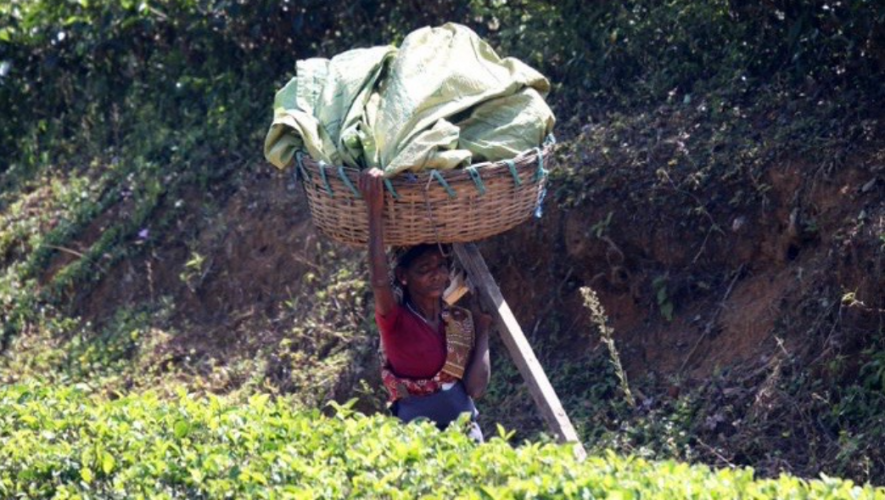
left=1, top=382, right=883, bottom=498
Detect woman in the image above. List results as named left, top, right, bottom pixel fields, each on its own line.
left=358, top=168, right=491, bottom=440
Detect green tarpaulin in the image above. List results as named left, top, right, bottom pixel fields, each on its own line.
left=264, top=23, right=555, bottom=177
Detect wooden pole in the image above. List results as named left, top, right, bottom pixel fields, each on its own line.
left=453, top=243, right=586, bottom=460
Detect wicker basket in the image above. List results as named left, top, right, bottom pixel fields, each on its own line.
left=295, top=145, right=552, bottom=247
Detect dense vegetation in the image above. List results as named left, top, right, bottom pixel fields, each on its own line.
left=2, top=383, right=883, bottom=499
left=1, top=0, right=884, bottom=492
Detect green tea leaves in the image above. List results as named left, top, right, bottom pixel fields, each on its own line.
left=0, top=382, right=881, bottom=499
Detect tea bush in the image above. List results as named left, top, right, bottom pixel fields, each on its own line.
left=1, top=382, right=883, bottom=499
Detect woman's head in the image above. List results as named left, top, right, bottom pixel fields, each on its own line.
left=393, top=244, right=451, bottom=300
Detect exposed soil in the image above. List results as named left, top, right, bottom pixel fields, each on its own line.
left=476, top=156, right=883, bottom=381
left=71, top=166, right=346, bottom=360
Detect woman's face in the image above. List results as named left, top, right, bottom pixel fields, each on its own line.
left=399, top=250, right=450, bottom=300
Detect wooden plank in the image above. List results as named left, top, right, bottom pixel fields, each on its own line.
left=443, top=269, right=470, bottom=306
left=453, top=243, right=586, bottom=459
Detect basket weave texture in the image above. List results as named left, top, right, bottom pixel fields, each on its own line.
left=297, top=145, right=551, bottom=247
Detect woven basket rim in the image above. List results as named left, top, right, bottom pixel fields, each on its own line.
left=296, top=143, right=554, bottom=180
left=294, top=143, right=553, bottom=246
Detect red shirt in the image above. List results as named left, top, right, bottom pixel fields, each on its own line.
left=375, top=303, right=446, bottom=379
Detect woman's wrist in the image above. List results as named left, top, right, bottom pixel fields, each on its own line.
left=368, top=200, right=383, bottom=216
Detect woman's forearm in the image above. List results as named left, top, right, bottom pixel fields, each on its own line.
left=367, top=203, right=388, bottom=287
left=360, top=169, right=397, bottom=316
left=464, top=328, right=490, bottom=400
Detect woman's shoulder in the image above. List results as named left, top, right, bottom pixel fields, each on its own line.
left=376, top=302, right=405, bottom=330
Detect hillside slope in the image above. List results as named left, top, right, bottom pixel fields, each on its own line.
left=1, top=0, right=884, bottom=484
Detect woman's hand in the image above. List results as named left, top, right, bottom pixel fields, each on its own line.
left=474, top=310, right=492, bottom=336
left=468, top=295, right=493, bottom=335
left=358, top=168, right=385, bottom=214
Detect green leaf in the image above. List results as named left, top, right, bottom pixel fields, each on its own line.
left=656, top=287, right=668, bottom=304
left=478, top=485, right=499, bottom=500
left=173, top=419, right=190, bottom=439
left=660, top=302, right=674, bottom=322
left=81, top=466, right=94, bottom=483
left=190, top=468, right=204, bottom=484
left=495, top=423, right=515, bottom=441
left=102, top=452, right=115, bottom=475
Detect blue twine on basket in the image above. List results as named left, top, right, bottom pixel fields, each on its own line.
left=466, top=166, right=486, bottom=195
left=337, top=166, right=361, bottom=198
left=431, top=170, right=456, bottom=198
left=383, top=178, right=400, bottom=200
left=533, top=147, right=548, bottom=182
left=505, top=159, right=522, bottom=187
left=317, top=161, right=333, bottom=196
left=295, top=151, right=309, bottom=181
left=534, top=185, right=547, bottom=219
left=533, top=136, right=555, bottom=218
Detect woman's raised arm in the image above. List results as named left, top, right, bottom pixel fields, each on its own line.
left=464, top=306, right=492, bottom=399
left=359, top=168, right=397, bottom=317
